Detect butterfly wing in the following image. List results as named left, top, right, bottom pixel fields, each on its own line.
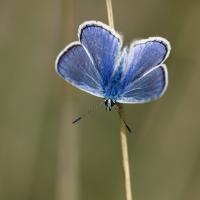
left=56, top=42, right=103, bottom=97
left=117, top=65, right=168, bottom=103
left=117, top=37, right=170, bottom=103
left=79, top=21, right=122, bottom=84
left=56, top=21, right=122, bottom=98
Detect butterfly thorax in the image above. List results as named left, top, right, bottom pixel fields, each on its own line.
left=103, top=48, right=127, bottom=102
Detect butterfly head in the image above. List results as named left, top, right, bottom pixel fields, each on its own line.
left=104, top=99, right=116, bottom=111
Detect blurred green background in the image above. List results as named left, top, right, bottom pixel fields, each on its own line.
left=1, top=0, right=200, bottom=200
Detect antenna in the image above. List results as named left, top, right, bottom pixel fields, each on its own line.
left=72, top=101, right=104, bottom=124
left=122, top=119, right=132, bottom=133
left=72, top=101, right=132, bottom=133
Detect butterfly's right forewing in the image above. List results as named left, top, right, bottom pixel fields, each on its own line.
left=79, top=21, right=122, bottom=84
left=56, top=21, right=123, bottom=98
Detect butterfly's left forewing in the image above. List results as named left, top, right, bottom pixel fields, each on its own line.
left=124, top=37, right=170, bottom=83
left=117, top=37, right=171, bottom=103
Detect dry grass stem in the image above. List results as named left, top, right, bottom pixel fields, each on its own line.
left=106, top=0, right=115, bottom=28
left=105, top=1, right=133, bottom=200
left=118, top=104, right=133, bottom=200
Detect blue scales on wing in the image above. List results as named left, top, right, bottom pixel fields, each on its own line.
left=117, top=65, right=168, bottom=103
left=56, top=21, right=171, bottom=104
left=79, top=21, right=122, bottom=86
left=56, top=21, right=122, bottom=98
left=56, top=42, right=103, bottom=97
left=116, top=38, right=170, bottom=103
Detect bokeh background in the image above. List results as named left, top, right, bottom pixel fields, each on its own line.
left=1, top=0, right=200, bottom=200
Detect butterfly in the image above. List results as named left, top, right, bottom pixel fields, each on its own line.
left=55, top=21, right=171, bottom=111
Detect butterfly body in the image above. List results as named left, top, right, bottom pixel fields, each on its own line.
left=103, top=50, right=127, bottom=101
left=55, top=21, right=171, bottom=110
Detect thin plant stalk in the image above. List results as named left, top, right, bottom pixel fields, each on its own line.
left=106, top=1, right=133, bottom=200
left=106, top=0, right=115, bottom=28
left=118, top=104, right=133, bottom=200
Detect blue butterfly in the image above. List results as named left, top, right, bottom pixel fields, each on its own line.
left=55, top=21, right=171, bottom=111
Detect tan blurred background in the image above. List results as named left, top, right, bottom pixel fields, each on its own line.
left=0, top=0, right=200, bottom=200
